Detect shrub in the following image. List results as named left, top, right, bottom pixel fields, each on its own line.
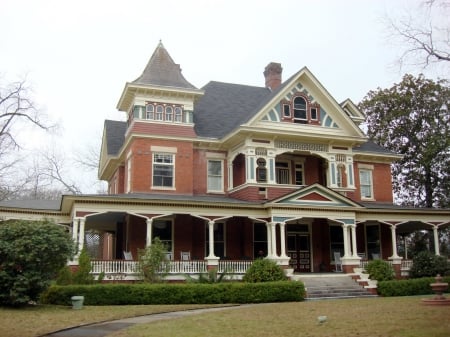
left=0, top=220, right=74, bottom=306
left=72, top=248, right=95, bottom=284
left=365, top=259, right=395, bottom=281
left=40, top=281, right=305, bottom=305
left=243, top=258, right=288, bottom=283
left=186, top=268, right=228, bottom=283
left=409, top=251, right=450, bottom=278
left=377, top=276, right=450, bottom=297
left=137, top=237, right=170, bottom=283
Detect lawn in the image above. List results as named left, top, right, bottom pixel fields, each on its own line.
left=109, top=297, right=450, bottom=337
left=1, top=297, right=449, bottom=337
left=0, top=304, right=224, bottom=337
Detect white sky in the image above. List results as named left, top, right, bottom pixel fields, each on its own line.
left=0, top=0, right=444, bottom=193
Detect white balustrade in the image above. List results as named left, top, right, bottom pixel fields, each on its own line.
left=218, top=260, right=253, bottom=274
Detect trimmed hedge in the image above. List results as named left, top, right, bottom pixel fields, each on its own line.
left=40, top=281, right=305, bottom=305
left=377, top=276, right=450, bottom=297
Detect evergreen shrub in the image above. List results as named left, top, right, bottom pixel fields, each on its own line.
left=409, top=251, right=450, bottom=278
left=377, top=276, right=450, bottom=297
left=365, top=259, right=395, bottom=281
left=40, top=281, right=305, bottom=305
left=242, top=258, right=288, bottom=282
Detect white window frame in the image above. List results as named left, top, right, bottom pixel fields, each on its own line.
left=152, top=153, right=175, bottom=189
left=126, top=151, right=132, bottom=193
left=275, top=161, right=291, bottom=184
left=207, top=159, right=224, bottom=193
left=359, top=168, right=374, bottom=200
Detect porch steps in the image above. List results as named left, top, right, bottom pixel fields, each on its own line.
left=293, top=274, right=377, bottom=300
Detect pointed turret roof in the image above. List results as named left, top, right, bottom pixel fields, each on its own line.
left=133, top=41, right=197, bottom=89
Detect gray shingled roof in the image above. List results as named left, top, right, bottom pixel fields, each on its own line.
left=133, top=41, right=197, bottom=90
left=105, top=120, right=127, bottom=156
left=0, top=199, right=62, bottom=210
left=353, top=141, right=399, bottom=155
left=194, top=81, right=271, bottom=138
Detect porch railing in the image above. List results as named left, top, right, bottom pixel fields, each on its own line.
left=91, top=260, right=138, bottom=274
left=218, top=260, right=253, bottom=274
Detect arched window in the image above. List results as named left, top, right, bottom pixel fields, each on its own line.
left=256, top=158, right=267, bottom=182
left=146, top=104, right=154, bottom=119
left=174, top=107, right=183, bottom=122
left=293, top=96, right=307, bottom=123
left=165, top=106, right=173, bottom=121
left=155, top=105, right=163, bottom=120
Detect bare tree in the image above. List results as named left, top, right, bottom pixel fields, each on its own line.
left=386, top=0, right=450, bottom=73
left=0, top=76, right=54, bottom=200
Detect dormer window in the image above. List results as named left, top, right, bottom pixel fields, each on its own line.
left=281, top=94, right=320, bottom=125
left=165, top=106, right=173, bottom=121
left=146, top=105, right=154, bottom=119
left=293, top=97, right=307, bottom=123
left=142, top=102, right=184, bottom=123
left=155, top=105, right=163, bottom=120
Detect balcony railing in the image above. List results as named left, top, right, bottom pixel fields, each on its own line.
left=90, top=259, right=253, bottom=281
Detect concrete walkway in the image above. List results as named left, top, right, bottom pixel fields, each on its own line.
left=42, top=305, right=252, bottom=337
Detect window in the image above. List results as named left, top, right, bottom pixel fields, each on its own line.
left=256, top=158, right=267, bottom=182
left=329, top=225, right=344, bottom=261
left=146, top=104, right=154, bottom=119
left=310, top=107, right=318, bottom=120
left=153, top=220, right=172, bottom=252
left=207, top=160, right=223, bottom=192
left=165, top=106, right=173, bottom=121
left=337, top=164, right=346, bottom=188
left=283, top=104, right=291, bottom=118
left=155, top=105, right=163, bottom=120
left=253, top=223, right=268, bottom=258
left=174, top=107, right=183, bottom=122
left=366, top=225, right=380, bottom=259
left=293, top=97, right=307, bottom=123
left=205, top=222, right=225, bottom=258
left=153, top=153, right=174, bottom=188
left=276, top=162, right=290, bottom=184
left=295, top=163, right=304, bottom=185
left=359, top=169, right=373, bottom=199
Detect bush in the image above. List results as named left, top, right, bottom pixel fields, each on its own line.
left=365, top=259, right=395, bottom=281
left=138, top=237, right=170, bottom=283
left=243, top=259, right=288, bottom=282
left=377, top=276, right=450, bottom=297
left=409, top=251, right=450, bottom=278
left=0, top=220, right=74, bottom=306
left=40, top=281, right=305, bottom=305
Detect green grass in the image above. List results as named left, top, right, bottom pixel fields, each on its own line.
left=110, top=297, right=450, bottom=337
left=0, top=304, right=225, bottom=337
left=1, top=297, right=449, bottom=337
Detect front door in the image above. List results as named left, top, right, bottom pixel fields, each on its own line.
left=287, top=233, right=311, bottom=272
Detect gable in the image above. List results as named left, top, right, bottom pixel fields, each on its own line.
left=270, top=184, right=361, bottom=208
left=246, top=68, right=366, bottom=140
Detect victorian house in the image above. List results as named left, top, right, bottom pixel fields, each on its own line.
left=1, top=42, right=449, bottom=280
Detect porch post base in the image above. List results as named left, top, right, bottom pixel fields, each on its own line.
left=341, top=257, right=361, bottom=274
left=206, top=257, right=220, bottom=270
left=389, top=256, right=403, bottom=279
left=268, top=256, right=290, bottom=267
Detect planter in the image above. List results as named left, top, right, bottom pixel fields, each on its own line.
left=71, top=296, right=84, bottom=310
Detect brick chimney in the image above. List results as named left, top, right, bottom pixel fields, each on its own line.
left=264, top=62, right=283, bottom=90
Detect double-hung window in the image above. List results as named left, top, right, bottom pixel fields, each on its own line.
left=359, top=169, right=373, bottom=199
left=207, top=160, right=223, bottom=192
left=153, top=153, right=174, bottom=188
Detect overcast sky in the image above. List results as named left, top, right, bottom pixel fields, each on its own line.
left=0, top=0, right=444, bottom=193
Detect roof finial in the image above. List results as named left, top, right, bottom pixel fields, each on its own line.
left=158, top=39, right=164, bottom=48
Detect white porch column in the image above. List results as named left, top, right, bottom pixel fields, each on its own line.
left=350, top=225, right=358, bottom=258
left=433, top=226, right=440, bottom=256
left=146, top=219, right=153, bottom=247
left=78, top=218, right=86, bottom=253
left=342, top=224, right=350, bottom=258
left=266, top=222, right=272, bottom=257
left=270, top=222, right=278, bottom=258
left=279, top=222, right=288, bottom=258
left=72, top=217, right=79, bottom=246
left=389, top=225, right=401, bottom=259
left=207, top=221, right=218, bottom=259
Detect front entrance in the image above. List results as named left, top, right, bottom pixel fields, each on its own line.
left=287, top=233, right=311, bottom=272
